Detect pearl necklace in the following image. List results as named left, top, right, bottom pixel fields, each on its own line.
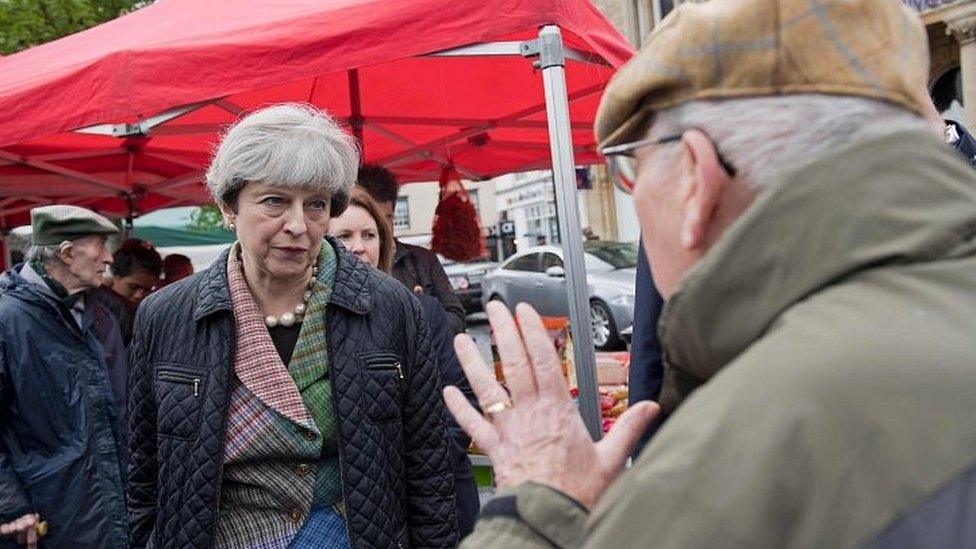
left=263, top=266, right=318, bottom=328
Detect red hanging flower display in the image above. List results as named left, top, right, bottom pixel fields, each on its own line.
left=430, top=166, right=486, bottom=261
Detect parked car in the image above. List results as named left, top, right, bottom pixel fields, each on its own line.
left=441, top=256, right=499, bottom=315
left=481, top=242, right=638, bottom=350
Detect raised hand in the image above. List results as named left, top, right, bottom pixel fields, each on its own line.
left=444, top=301, right=659, bottom=509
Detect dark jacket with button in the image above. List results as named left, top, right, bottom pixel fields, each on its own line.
left=393, top=242, right=466, bottom=335
left=628, top=240, right=666, bottom=457
left=417, top=294, right=480, bottom=538
left=127, top=241, right=458, bottom=548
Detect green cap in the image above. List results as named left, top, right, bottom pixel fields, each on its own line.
left=30, top=205, right=119, bottom=246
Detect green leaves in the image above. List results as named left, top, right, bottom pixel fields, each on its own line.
left=188, top=204, right=225, bottom=232
left=0, top=0, right=147, bottom=55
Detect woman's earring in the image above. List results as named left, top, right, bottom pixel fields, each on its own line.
left=227, top=220, right=236, bottom=231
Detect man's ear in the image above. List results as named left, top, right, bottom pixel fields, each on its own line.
left=679, top=129, right=731, bottom=250
left=57, top=241, right=76, bottom=265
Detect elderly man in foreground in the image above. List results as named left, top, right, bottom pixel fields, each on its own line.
left=445, top=0, right=976, bottom=547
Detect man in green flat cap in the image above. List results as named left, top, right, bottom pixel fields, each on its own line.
left=446, top=1, right=976, bottom=547
left=0, top=205, right=129, bottom=548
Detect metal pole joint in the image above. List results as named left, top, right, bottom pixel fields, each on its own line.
left=520, top=29, right=565, bottom=70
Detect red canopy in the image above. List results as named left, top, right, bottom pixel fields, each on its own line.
left=0, top=0, right=632, bottom=229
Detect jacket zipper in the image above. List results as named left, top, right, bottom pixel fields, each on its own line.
left=364, top=356, right=405, bottom=380
left=362, top=352, right=407, bottom=547
left=158, top=371, right=202, bottom=397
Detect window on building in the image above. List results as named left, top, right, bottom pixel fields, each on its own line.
left=468, top=188, right=480, bottom=212
left=658, top=0, right=675, bottom=19
left=394, top=197, right=410, bottom=231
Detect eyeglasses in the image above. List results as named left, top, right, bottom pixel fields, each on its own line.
left=601, top=130, right=737, bottom=193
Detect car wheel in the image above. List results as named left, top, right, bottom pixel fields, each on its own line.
left=590, top=299, right=622, bottom=351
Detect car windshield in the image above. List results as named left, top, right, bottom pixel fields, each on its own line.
left=584, top=242, right=639, bottom=269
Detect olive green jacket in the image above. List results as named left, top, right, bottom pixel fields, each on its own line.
left=462, top=130, right=976, bottom=548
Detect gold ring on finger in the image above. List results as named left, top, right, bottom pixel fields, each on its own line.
left=484, top=399, right=514, bottom=415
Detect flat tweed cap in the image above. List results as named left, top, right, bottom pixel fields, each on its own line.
left=596, top=0, right=931, bottom=149
left=31, top=205, right=118, bottom=246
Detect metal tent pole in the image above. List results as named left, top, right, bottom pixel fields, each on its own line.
left=348, top=69, right=365, bottom=149
left=522, top=25, right=602, bottom=440
left=1, top=231, right=11, bottom=272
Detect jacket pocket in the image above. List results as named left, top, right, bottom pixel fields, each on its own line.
left=360, top=352, right=403, bottom=423
left=155, top=365, right=206, bottom=440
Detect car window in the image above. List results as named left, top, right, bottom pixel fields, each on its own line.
left=541, top=253, right=563, bottom=271
left=584, top=242, right=639, bottom=269
left=505, top=253, right=541, bottom=272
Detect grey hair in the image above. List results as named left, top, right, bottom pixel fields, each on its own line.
left=205, top=103, right=360, bottom=213
left=650, top=94, right=932, bottom=189
left=25, top=244, right=63, bottom=265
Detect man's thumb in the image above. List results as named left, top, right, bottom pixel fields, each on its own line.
left=598, top=401, right=660, bottom=466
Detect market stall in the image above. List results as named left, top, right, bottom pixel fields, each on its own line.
left=0, top=0, right=634, bottom=437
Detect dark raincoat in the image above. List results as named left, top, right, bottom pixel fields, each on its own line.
left=0, top=265, right=128, bottom=548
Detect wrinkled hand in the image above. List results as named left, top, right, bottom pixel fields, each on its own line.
left=444, top=301, right=659, bottom=509
left=0, top=513, right=40, bottom=547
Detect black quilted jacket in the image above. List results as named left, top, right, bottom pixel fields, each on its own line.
left=127, top=242, right=458, bottom=548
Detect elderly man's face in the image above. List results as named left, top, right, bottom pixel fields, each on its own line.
left=632, top=140, right=693, bottom=298
left=630, top=128, right=751, bottom=298
left=63, top=235, right=113, bottom=291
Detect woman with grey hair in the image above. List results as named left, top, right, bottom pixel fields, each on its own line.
left=127, top=104, right=459, bottom=549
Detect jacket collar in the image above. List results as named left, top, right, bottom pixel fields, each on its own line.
left=392, top=239, right=409, bottom=266
left=225, top=243, right=313, bottom=427
left=193, top=238, right=375, bottom=322
left=2, top=264, right=70, bottom=310
left=658, top=129, right=976, bottom=410
left=193, top=247, right=234, bottom=322
left=1, top=265, right=92, bottom=336
left=327, top=236, right=375, bottom=315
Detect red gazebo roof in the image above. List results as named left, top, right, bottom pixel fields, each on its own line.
left=0, top=0, right=632, bottom=229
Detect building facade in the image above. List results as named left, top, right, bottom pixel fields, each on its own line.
left=909, top=1, right=976, bottom=126
left=492, top=171, right=560, bottom=248
left=585, top=0, right=976, bottom=248
left=393, top=179, right=499, bottom=245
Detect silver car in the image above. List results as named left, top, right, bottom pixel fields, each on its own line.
left=440, top=257, right=499, bottom=314
left=481, top=242, right=638, bottom=350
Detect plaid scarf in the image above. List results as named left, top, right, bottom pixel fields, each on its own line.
left=216, top=242, right=342, bottom=549
left=290, top=243, right=342, bottom=504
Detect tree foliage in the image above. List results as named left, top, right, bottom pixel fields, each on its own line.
left=188, top=204, right=226, bottom=232
left=0, top=0, right=146, bottom=55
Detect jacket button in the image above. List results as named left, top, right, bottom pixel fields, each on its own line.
left=295, top=463, right=312, bottom=476
left=287, top=508, right=302, bottom=524
left=302, top=430, right=316, bottom=441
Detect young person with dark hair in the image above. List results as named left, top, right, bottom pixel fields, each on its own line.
left=90, top=238, right=162, bottom=345
left=357, top=164, right=466, bottom=334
